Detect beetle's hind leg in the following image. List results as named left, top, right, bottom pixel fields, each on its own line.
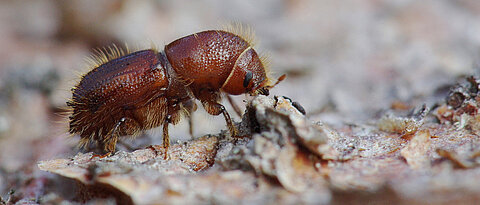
left=91, top=132, right=119, bottom=159
left=91, top=117, right=138, bottom=159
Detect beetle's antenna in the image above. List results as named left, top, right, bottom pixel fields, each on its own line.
left=266, top=74, right=286, bottom=89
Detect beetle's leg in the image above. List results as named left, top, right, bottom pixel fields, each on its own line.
left=182, top=99, right=197, bottom=139
left=188, top=116, right=194, bottom=139
left=103, top=117, right=124, bottom=154
left=148, top=118, right=171, bottom=160
left=221, top=105, right=237, bottom=137
left=103, top=134, right=118, bottom=156
left=226, top=95, right=243, bottom=117
left=114, top=117, right=143, bottom=151
left=163, top=118, right=170, bottom=160
left=202, top=101, right=237, bottom=137
left=91, top=117, right=126, bottom=159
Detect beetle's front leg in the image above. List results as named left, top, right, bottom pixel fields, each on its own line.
left=202, top=101, right=237, bottom=137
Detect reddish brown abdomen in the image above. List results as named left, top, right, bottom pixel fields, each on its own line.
left=69, top=49, right=169, bottom=142
left=165, top=30, right=250, bottom=92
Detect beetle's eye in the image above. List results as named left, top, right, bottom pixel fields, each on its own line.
left=243, top=71, right=253, bottom=88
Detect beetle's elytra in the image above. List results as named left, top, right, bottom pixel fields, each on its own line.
left=67, top=29, right=285, bottom=157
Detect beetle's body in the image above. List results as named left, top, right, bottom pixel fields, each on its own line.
left=68, top=30, right=283, bottom=156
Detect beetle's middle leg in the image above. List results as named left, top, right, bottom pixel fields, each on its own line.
left=162, top=117, right=170, bottom=160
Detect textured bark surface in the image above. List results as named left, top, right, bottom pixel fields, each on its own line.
left=39, top=96, right=480, bottom=204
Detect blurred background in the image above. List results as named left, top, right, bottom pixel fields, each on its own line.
left=1, top=0, right=480, bottom=202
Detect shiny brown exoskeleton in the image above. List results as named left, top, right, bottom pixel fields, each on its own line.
left=68, top=30, right=285, bottom=157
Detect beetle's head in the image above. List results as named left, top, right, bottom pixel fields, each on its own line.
left=221, top=48, right=285, bottom=96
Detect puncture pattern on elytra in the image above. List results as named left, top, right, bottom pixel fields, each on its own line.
left=67, top=28, right=285, bottom=157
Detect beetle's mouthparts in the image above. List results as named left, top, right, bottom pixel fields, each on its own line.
left=259, top=87, right=270, bottom=96
left=256, top=74, right=286, bottom=96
